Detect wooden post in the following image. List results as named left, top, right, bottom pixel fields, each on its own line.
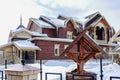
left=112, top=54, right=114, bottom=64
left=20, top=50, right=22, bottom=60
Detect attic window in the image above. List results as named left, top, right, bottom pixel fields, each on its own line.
left=54, top=44, right=60, bottom=56
left=67, top=31, right=73, bottom=39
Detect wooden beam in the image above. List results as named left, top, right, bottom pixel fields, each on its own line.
left=84, top=52, right=96, bottom=62
left=84, top=34, right=106, bottom=54
left=66, top=52, right=78, bottom=63
left=60, top=29, right=88, bottom=56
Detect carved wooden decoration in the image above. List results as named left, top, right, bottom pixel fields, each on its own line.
left=61, top=29, right=105, bottom=75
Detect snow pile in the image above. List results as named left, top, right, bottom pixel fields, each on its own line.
left=102, top=63, right=120, bottom=80
left=0, top=60, right=120, bottom=80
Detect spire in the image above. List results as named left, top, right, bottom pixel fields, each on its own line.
left=16, top=15, right=25, bottom=30
left=20, top=15, right=22, bottom=25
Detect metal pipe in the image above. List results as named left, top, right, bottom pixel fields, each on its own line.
left=40, top=59, right=42, bottom=80
left=100, top=58, right=103, bottom=80
left=5, top=60, right=7, bottom=69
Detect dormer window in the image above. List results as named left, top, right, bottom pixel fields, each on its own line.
left=67, top=31, right=73, bottom=39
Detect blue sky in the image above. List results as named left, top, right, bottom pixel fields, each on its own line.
left=0, top=0, right=120, bottom=45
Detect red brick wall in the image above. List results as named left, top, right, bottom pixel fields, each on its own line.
left=42, top=28, right=56, bottom=38
left=34, top=40, right=77, bottom=60
left=58, top=28, right=67, bottom=38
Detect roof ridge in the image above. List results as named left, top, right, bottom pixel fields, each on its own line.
left=40, top=15, right=58, bottom=28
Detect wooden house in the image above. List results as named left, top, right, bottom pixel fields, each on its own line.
left=0, top=12, right=118, bottom=63
left=27, top=12, right=118, bottom=60
left=27, top=15, right=83, bottom=60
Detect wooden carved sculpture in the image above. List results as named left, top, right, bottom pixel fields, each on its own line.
left=61, top=29, right=105, bottom=76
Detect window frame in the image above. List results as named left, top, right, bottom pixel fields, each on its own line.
left=54, top=44, right=60, bottom=56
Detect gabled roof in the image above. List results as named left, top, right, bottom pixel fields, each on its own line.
left=83, top=12, right=102, bottom=28
left=58, top=14, right=82, bottom=26
left=10, top=28, right=48, bottom=38
left=14, top=40, right=40, bottom=50
left=27, top=12, right=112, bottom=34
left=16, top=24, right=25, bottom=30
left=27, top=15, right=81, bottom=30
left=43, top=16, right=66, bottom=27
left=85, top=12, right=101, bottom=20
left=0, top=40, right=40, bottom=50
left=29, top=18, right=54, bottom=29
left=82, top=12, right=111, bottom=30
left=40, top=15, right=58, bottom=29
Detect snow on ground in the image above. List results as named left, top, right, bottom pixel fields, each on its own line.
left=0, top=59, right=120, bottom=80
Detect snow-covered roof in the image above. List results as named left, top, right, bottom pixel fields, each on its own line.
left=30, top=31, right=48, bottom=37
left=30, top=18, right=54, bottom=29
left=30, top=37, right=73, bottom=42
left=16, top=24, right=25, bottom=30
left=11, top=27, right=47, bottom=37
left=85, top=12, right=100, bottom=19
left=0, top=42, right=13, bottom=50
left=80, top=11, right=102, bottom=28
left=97, top=42, right=119, bottom=47
left=0, top=40, right=40, bottom=50
left=14, top=40, right=40, bottom=50
left=58, top=14, right=81, bottom=24
left=48, top=17, right=66, bottom=27
left=12, top=27, right=28, bottom=34
left=89, top=17, right=102, bottom=27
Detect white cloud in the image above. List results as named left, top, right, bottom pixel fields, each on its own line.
left=0, top=0, right=120, bottom=45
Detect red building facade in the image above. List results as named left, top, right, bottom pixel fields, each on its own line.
left=27, top=12, right=117, bottom=60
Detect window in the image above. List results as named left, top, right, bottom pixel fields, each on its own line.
left=96, top=26, right=105, bottom=40
left=54, top=44, right=60, bottom=56
left=64, top=45, right=68, bottom=56
left=67, top=31, right=73, bottom=39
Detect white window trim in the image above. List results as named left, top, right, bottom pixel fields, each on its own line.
left=54, top=44, right=60, bottom=56
left=67, top=31, right=73, bottom=39
left=64, top=45, right=69, bottom=56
